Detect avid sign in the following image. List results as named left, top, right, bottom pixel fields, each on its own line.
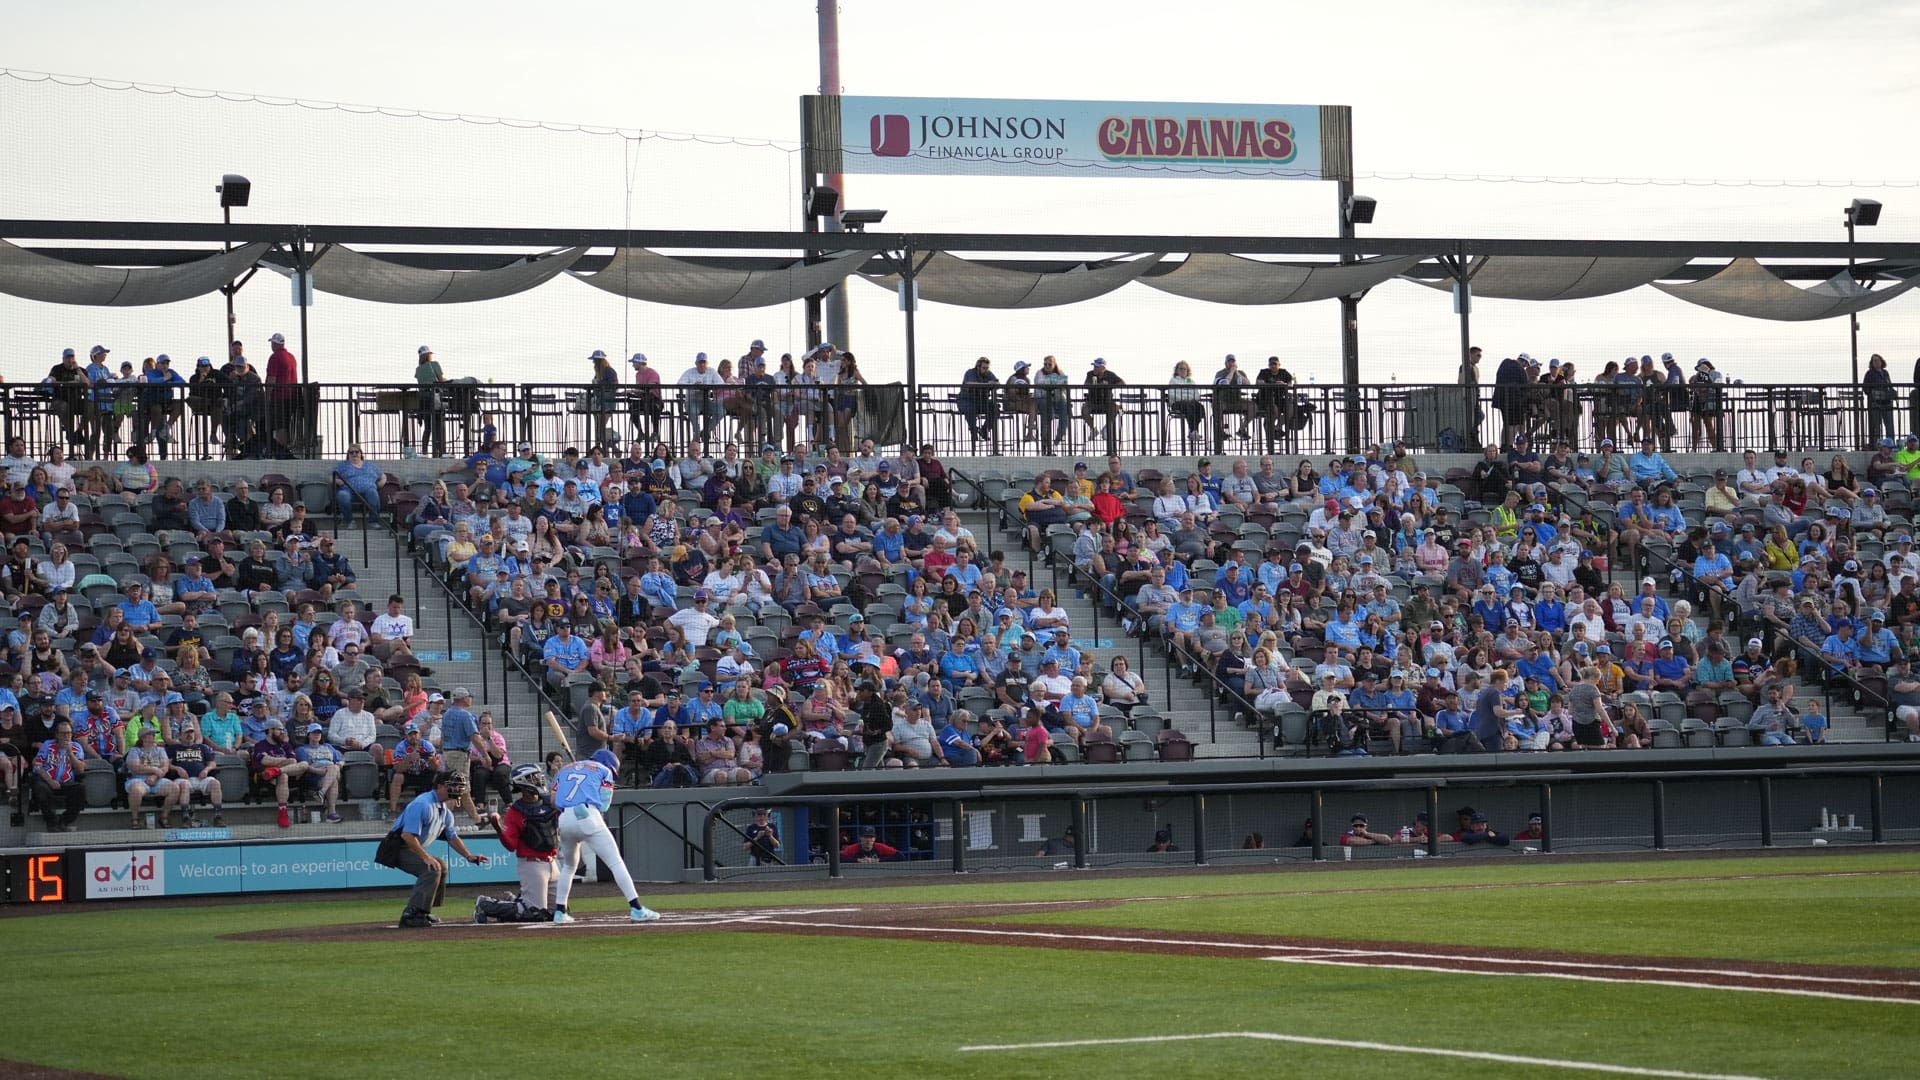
left=818, top=95, right=1341, bottom=180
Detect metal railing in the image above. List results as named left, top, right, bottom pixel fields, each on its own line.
left=10, top=379, right=1904, bottom=464
left=917, top=380, right=1901, bottom=459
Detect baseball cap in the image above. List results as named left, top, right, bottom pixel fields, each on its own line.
left=269, top=333, right=286, bottom=344
left=630, top=353, right=648, bottom=365
left=427, top=691, right=445, bottom=703
left=418, top=345, right=433, bottom=357
left=60, top=347, right=75, bottom=358
left=858, top=825, right=877, bottom=837
left=305, top=723, right=325, bottom=734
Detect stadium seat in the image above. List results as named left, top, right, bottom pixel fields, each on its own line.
left=83, top=766, right=118, bottom=809
left=1083, top=733, right=1120, bottom=764
left=342, top=751, right=379, bottom=800
left=1157, top=730, right=1196, bottom=762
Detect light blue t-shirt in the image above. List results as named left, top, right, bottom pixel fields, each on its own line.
left=396, top=790, right=455, bottom=845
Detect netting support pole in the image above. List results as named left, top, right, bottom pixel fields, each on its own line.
left=1069, top=797, right=1088, bottom=870
left=1870, top=773, right=1885, bottom=843
left=826, top=802, right=843, bottom=879
left=903, top=245, right=919, bottom=449
left=294, top=230, right=311, bottom=386
left=1190, top=793, right=1209, bottom=866
left=1336, top=178, right=1361, bottom=455
left=816, top=0, right=850, bottom=354
left=950, top=800, right=967, bottom=875
left=1758, top=777, right=1775, bottom=847
left=1538, top=783, right=1554, bottom=854
left=1651, top=780, right=1667, bottom=850
left=1309, top=788, right=1326, bottom=862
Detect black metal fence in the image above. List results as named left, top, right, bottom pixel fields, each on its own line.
left=7, top=378, right=1905, bottom=464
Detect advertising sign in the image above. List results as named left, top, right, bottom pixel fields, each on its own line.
left=84, top=838, right=514, bottom=900
left=822, top=95, right=1340, bottom=180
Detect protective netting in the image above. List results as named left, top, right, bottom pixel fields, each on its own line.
left=0, top=238, right=270, bottom=306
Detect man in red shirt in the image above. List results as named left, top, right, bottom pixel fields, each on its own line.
left=266, top=332, right=300, bottom=453
left=840, top=825, right=898, bottom=863
left=0, top=480, right=38, bottom=540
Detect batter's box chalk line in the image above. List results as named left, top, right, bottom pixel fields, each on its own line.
left=957, top=1031, right=1771, bottom=1080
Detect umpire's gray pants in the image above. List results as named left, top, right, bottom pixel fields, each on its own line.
left=395, top=847, right=446, bottom=914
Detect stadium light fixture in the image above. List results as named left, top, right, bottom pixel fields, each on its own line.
left=1346, top=195, right=1377, bottom=226
left=840, top=208, right=888, bottom=232
left=806, top=186, right=840, bottom=219
left=217, top=174, right=251, bottom=209
left=1843, top=198, right=1883, bottom=388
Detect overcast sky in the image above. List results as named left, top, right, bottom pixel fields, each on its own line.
left=4, top=0, right=1917, bottom=387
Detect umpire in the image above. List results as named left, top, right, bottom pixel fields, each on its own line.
left=386, top=769, right=489, bottom=928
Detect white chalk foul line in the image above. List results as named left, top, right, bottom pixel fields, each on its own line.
left=956, top=1031, right=1770, bottom=1080
left=1267, top=957, right=1916, bottom=1006
left=753, top=920, right=1920, bottom=1004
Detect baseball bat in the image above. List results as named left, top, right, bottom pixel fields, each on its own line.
left=544, top=710, right=576, bottom=761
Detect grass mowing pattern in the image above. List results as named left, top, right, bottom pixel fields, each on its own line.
left=3, top=852, right=1913, bottom=1079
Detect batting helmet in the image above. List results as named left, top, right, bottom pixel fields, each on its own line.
left=509, top=764, right=548, bottom=796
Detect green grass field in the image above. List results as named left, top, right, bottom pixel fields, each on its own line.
left=7, top=851, right=1915, bottom=1079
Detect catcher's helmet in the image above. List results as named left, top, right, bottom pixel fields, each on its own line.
left=434, top=768, right=468, bottom=792
left=509, top=763, right=548, bottom=795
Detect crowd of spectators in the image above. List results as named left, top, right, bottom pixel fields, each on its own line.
left=0, top=430, right=547, bottom=834
left=425, top=430, right=1191, bottom=782
left=1055, top=433, right=1913, bottom=752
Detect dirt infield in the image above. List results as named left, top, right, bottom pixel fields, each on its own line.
left=0, top=1060, right=122, bottom=1079
left=235, top=890, right=1920, bottom=1005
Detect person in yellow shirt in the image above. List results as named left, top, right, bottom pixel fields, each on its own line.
left=1761, top=524, right=1798, bottom=571
left=1896, top=434, right=1920, bottom=481
left=1704, top=468, right=1741, bottom=514
left=1593, top=644, right=1627, bottom=699
left=1490, top=490, right=1522, bottom=542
